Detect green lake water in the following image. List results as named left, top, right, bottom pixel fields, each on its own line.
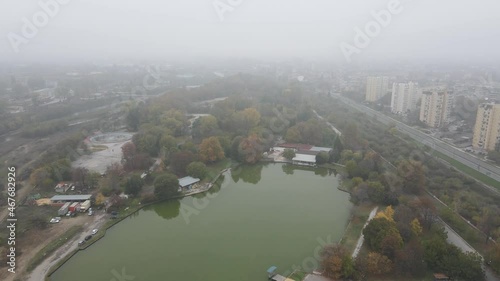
left=50, top=163, right=352, bottom=281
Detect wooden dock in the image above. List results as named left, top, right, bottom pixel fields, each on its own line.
left=270, top=274, right=287, bottom=281
left=267, top=266, right=293, bottom=281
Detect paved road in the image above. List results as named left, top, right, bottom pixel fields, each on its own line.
left=441, top=219, right=500, bottom=281
left=27, top=211, right=109, bottom=281
left=333, top=94, right=500, bottom=187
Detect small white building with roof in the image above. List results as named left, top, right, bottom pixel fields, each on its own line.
left=178, top=176, right=201, bottom=191
left=292, top=154, right=317, bottom=166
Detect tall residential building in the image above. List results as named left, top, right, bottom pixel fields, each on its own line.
left=419, top=90, right=451, bottom=128
left=390, top=82, right=421, bottom=114
left=472, top=103, right=500, bottom=151
left=365, top=76, right=389, bottom=102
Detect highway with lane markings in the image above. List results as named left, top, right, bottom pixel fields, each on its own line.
left=333, top=93, right=500, bottom=185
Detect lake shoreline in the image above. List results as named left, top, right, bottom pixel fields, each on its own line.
left=44, top=162, right=349, bottom=281
left=43, top=165, right=233, bottom=281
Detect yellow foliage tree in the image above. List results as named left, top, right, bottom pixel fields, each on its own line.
left=375, top=205, right=395, bottom=222
left=411, top=218, right=423, bottom=236
left=199, top=137, right=225, bottom=163
left=95, top=192, right=106, bottom=206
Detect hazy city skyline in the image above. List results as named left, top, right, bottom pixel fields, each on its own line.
left=1, top=0, right=500, bottom=63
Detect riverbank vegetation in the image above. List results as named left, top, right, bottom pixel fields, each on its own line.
left=314, top=96, right=498, bottom=279
left=5, top=72, right=500, bottom=280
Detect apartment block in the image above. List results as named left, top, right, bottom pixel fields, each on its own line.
left=472, top=103, right=500, bottom=151
left=419, top=90, right=451, bottom=128
left=365, top=76, right=389, bottom=102
left=390, top=82, right=421, bottom=114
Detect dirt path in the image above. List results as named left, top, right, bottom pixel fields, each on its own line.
left=351, top=207, right=378, bottom=258
left=23, top=211, right=108, bottom=281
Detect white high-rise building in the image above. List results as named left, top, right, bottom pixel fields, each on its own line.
left=419, top=89, right=452, bottom=128
left=390, top=82, right=421, bottom=114
left=365, top=76, right=389, bottom=102
left=473, top=103, right=500, bottom=151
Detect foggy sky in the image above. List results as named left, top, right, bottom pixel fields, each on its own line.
left=1, top=0, right=500, bottom=63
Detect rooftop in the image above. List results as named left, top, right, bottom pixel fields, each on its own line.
left=279, top=143, right=313, bottom=150
left=179, top=176, right=201, bottom=187
left=50, top=195, right=92, bottom=201
left=310, top=146, right=333, bottom=152
left=293, top=153, right=317, bottom=163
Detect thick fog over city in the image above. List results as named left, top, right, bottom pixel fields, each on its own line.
left=1, top=0, right=500, bottom=63
left=1, top=1, right=500, bottom=281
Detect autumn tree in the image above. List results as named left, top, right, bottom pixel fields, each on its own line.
left=231, top=107, right=261, bottom=133
left=30, top=167, right=52, bottom=189
left=397, top=159, right=425, bottom=195
left=363, top=216, right=403, bottom=258
left=86, top=172, right=101, bottom=189
left=71, top=167, right=89, bottom=187
left=171, top=151, right=195, bottom=175
left=186, top=161, right=207, bottom=179
left=199, top=137, right=225, bottom=163
left=282, top=149, right=296, bottom=161
left=194, top=115, right=219, bottom=138
left=121, top=142, right=137, bottom=162
left=394, top=239, right=426, bottom=276
left=316, top=151, right=330, bottom=164
left=321, top=244, right=356, bottom=280
left=359, top=252, right=393, bottom=275
left=238, top=135, right=263, bottom=164
left=410, top=218, right=423, bottom=237
left=159, top=134, right=177, bottom=161
left=103, top=163, right=124, bottom=192
left=122, top=141, right=152, bottom=171
left=154, top=173, right=179, bottom=199
left=410, top=196, right=436, bottom=230
left=124, top=174, right=144, bottom=197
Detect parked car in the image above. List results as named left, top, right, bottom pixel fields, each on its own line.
left=88, top=210, right=93, bottom=216
left=78, top=240, right=85, bottom=246
left=84, top=235, right=92, bottom=241
left=66, top=211, right=72, bottom=217
left=91, top=229, right=98, bottom=235
left=49, top=218, right=60, bottom=223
